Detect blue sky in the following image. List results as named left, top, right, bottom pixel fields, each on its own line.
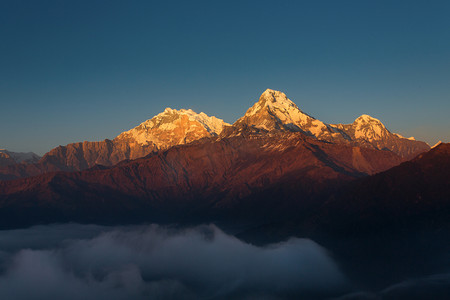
left=1, top=0, right=449, bottom=154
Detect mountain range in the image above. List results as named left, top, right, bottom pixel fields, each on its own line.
left=0, top=89, right=429, bottom=180
left=0, top=89, right=443, bottom=232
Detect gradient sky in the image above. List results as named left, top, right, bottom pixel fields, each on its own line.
left=1, top=0, right=449, bottom=155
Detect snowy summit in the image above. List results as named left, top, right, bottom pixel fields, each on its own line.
left=115, top=108, right=229, bottom=149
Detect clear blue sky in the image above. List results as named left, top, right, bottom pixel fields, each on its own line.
left=1, top=0, right=449, bottom=154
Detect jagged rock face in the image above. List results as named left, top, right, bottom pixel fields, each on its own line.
left=332, top=115, right=430, bottom=160
left=40, top=139, right=157, bottom=171
left=231, top=89, right=349, bottom=142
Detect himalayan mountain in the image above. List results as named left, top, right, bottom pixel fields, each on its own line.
left=0, top=89, right=444, bottom=233
left=0, top=149, right=40, bottom=167
left=0, top=89, right=429, bottom=181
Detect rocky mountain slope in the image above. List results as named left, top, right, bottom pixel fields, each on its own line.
left=0, top=130, right=404, bottom=228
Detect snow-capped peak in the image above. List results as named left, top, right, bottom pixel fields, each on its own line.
left=115, top=108, right=229, bottom=147
left=352, top=114, right=390, bottom=140
left=232, top=89, right=349, bottom=141
left=245, top=89, right=312, bottom=124
left=240, top=89, right=319, bottom=129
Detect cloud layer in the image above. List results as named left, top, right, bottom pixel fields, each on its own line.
left=0, top=224, right=349, bottom=300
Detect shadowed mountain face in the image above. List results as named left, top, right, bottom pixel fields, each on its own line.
left=0, top=131, right=403, bottom=229
left=307, top=143, right=450, bottom=293
left=0, top=89, right=429, bottom=180
left=310, top=142, right=450, bottom=237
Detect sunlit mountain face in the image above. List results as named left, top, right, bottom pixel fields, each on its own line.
left=0, top=90, right=448, bottom=300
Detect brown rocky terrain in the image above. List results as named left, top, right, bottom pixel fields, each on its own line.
left=0, top=130, right=404, bottom=228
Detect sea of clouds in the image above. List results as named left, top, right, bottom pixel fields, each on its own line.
left=0, top=224, right=350, bottom=300
left=1, top=223, right=448, bottom=299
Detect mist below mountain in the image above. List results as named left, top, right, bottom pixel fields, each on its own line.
left=0, top=223, right=348, bottom=300
left=0, top=223, right=449, bottom=300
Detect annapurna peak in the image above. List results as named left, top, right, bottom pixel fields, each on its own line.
left=231, top=89, right=349, bottom=142
left=115, top=108, right=230, bottom=149
left=230, top=89, right=430, bottom=159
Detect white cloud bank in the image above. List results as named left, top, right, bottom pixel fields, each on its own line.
left=0, top=224, right=349, bottom=300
